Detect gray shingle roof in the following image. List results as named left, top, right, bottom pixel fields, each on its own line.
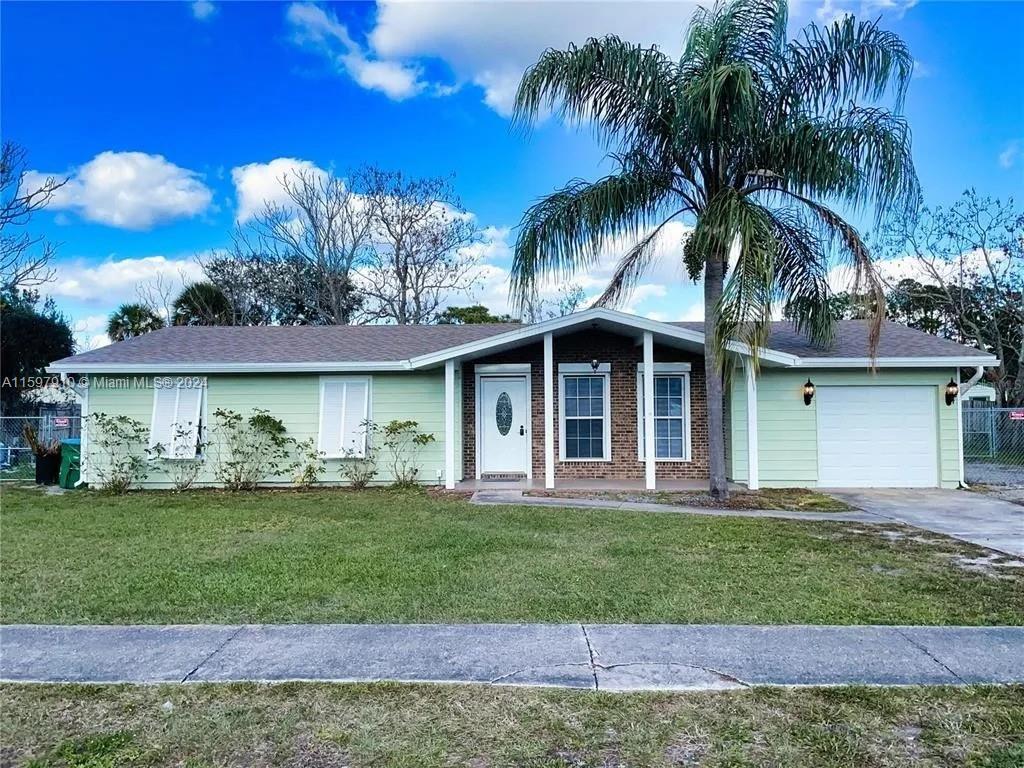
left=50, top=317, right=989, bottom=369
left=673, top=320, right=992, bottom=359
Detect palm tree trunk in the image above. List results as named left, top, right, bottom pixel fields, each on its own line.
left=703, top=255, right=729, bottom=500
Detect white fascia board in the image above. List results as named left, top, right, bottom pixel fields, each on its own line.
left=407, top=307, right=799, bottom=368
left=47, top=361, right=411, bottom=375
left=793, top=356, right=999, bottom=368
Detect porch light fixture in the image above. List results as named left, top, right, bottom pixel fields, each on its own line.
left=803, top=378, right=815, bottom=406
left=590, top=359, right=600, bottom=372
left=945, top=377, right=959, bottom=406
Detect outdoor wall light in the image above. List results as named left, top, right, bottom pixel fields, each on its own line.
left=803, top=378, right=815, bottom=406
left=590, top=359, right=601, bottom=372
left=945, top=377, right=959, bottom=406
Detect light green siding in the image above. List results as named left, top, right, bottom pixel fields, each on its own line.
left=83, top=371, right=448, bottom=488
left=728, top=368, right=960, bottom=488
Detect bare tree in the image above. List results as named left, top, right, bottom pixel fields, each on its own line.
left=519, top=282, right=586, bottom=323
left=231, top=168, right=372, bottom=324
left=878, top=190, right=1023, bottom=404
left=357, top=168, right=480, bottom=324
left=135, top=270, right=178, bottom=326
left=0, top=142, right=67, bottom=290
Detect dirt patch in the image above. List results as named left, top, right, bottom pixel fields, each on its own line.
left=525, top=488, right=856, bottom=513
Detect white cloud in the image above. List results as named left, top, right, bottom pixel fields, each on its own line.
left=191, top=0, right=216, bottom=21
left=998, top=140, right=1020, bottom=169
left=286, top=2, right=425, bottom=101
left=368, top=0, right=699, bottom=116
left=73, top=315, right=112, bottom=350
left=230, top=157, right=327, bottom=222
left=462, top=220, right=696, bottom=317
left=48, top=255, right=204, bottom=305
left=25, top=151, right=213, bottom=230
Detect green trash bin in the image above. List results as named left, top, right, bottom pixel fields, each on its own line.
left=59, top=438, right=81, bottom=489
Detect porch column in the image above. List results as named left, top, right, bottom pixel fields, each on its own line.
left=643, top=331, right=656, bottom=490
left=444, top=358, right=456, bottom=490
left=744, top=358, right=759, bottom=490
left=544, top=332, right=554, bottom=488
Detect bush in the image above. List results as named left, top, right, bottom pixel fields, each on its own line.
left=367, top=419, right=435, bottom=489
left=341, top=445, right=378, bottom=489
left=291, top=437, right=325, bottom=488
left=211, top=408, right=293, bottom=491
left=86, top=413, right=150, bottom=494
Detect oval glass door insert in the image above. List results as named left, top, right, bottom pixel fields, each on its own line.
left=495, top=392, right=513, bottom=435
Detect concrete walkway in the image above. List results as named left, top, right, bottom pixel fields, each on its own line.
left=2, top=624, right=1021, bottom=690
left=472, top=489, right=1024, bottom=557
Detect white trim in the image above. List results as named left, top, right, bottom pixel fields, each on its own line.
left=317, top=375, right=372, bottom=459
left=558, top=362, right=611, bottom=374
left=642, top=332, right=656, bottom=490
left=543, top=333, right=554, bottom=489
left=444, top=359, right=456, bottom=490
left=956, top=366, right=965, bottom=487
left=744, top=359, right=759, bottom=490
left=50, top=361, right=408, bottom=374
left=77, top=380, right=89, bottom=487
left=408, top=308, right=800, bottom=369
left=635, top=365, right=693, bottom=463
left=795, top=356, right=998, bottom=368
left=475, top=363, right=532, bottom=374
left=475, top=370, right=533, bottom=478
left=637, top=362, right=691, bottom=374
left=558, top=368, right=612, bottom=462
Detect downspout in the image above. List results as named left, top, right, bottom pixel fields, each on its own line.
left=957, top=366, right=985, bottom=489
left=959, top=365, right=986, bottom=395
left=64, top=374, right=88, bottom=488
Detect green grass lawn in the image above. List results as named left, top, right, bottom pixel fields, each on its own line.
left=1, top=486, right=1022, bottom=625
left=2, top=683, right=1021, bottom=767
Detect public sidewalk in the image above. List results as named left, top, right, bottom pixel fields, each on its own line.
left=2, top=624, right=1021, bottom=691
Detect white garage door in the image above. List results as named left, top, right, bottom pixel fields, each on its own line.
left=817, top=386, right=939, bottom=488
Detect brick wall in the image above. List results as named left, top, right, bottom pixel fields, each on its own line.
left=461, top=329, right=711, bottom=480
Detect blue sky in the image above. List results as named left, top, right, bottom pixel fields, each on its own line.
left=2, top=0, right=1022, bottom=348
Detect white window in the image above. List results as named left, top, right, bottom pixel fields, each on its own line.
left=318, top=377, right=371, bottom=458
left=149, top=381, right=206, bottom=459
left=637, top=363, right=691, bottom=461
left=558, top=363, right=611, bottom=461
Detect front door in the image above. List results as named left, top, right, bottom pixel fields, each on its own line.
left=479, top=376, right=530, bottom=475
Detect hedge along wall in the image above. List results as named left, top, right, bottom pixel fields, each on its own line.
left=82, top=372, right=451, bottom=488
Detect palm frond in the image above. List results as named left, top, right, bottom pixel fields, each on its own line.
left=765, top=209, right=835, bottom=346
left=783, top=15, right=913, bottom=113
left=513, top=35, right=677, bottom=156
left=510, top=161, right=674, bottom=308
left=592, top=209, right=690, bottom=308
left=781, top=191, right=886, bottom=357
left=759, top=106, right=921, bottom=222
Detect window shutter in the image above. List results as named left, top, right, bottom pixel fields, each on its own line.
left=149, top=386, right=178, bottom=455
left=318, top=380, right=345, bottom=455
left=340, top=380, right=368, bottom=457
left=172, top=386, right=203, bottom=459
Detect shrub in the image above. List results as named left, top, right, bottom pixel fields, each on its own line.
left=291, top=437, right=325, bottom=488
left=148, top=421, right=207, bottom=492
left=86, top=413, right=150, bottom=494
left=211, top=408, right=293, bottom=491
left=367, top=419, right=435, bottom=489
left=341, top=445, right=378, bottom=489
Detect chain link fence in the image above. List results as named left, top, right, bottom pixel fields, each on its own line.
left=963, top=402, right=1024, bottom=487
left=0, top=415, right=82, bottom=482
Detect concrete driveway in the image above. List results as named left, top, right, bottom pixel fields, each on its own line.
left=829, top=488, right=1024, bottom=557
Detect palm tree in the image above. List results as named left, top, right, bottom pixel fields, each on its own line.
left=106, top=303, right=164, bottom=342
left=510, top=0, right=919, bottom=498
left=172, top=281, right=234, bottom=326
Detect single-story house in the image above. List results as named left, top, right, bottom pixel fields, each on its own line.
left=48, top=308, right=997, bottom=490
